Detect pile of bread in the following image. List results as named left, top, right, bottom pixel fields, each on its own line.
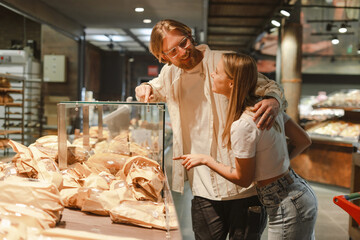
left=0, top=127, right=177, bottom=239
left=0, top=77, right=14, bottom=104
left=307, top=120, right=360, bottom=139
left=316, top=89, right=360, bottom=108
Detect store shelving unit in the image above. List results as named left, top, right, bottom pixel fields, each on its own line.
left=0, top=73, right=43, bottom=155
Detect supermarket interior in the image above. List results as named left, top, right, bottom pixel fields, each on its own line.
left=0, top=0, right=360, bottom=239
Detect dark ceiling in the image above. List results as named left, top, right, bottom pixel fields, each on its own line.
left=207, top=0, right=284, bottom=52
left=19, top=0, right=289, bottom=53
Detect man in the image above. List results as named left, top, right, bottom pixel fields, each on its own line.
left=135, top=19, right=287, bottom=240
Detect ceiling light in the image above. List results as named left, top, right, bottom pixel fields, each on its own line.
left=338, top=23, right=348, bottom=33
left=143, top=19, right=152, bottom=24
left=130, top=28, right=152, bottom=35
left=331, top=36, right=339, bottom=45
left=271, top=20, right=281, bottom=27
left=86, top=35, right=110, bottom=41
left=280, top=10, right=290, bottom=17
left=135, top=7, right=144, bottom=12
left=339, top=22, right=351, bottom=33
left=357, top=45, right=360, bottom=54
left=112, top=35, right=133, bottom=42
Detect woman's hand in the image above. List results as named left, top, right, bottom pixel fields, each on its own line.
left=251, top=98, right=280, bottom=130
left=173, top=154, right=214, bottom=170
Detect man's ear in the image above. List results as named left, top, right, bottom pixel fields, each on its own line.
left=161, top=54, right=169, bottom=61
left=229, top=80, right=234, bottom=88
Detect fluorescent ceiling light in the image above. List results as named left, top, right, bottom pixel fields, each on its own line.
left=86, top=35, right=109, bottom=41
left=111, top=35, right=133, bottom=42
left=135, top=7, right=144, bottom=12
left=86, top=35, right=132, bottom=42
left=280, top=10, right=290, bottom=17
left=120, top=42, right=141, bottom=47
left=130, top=28, right=152, bottom=36
left=143, top=19, right=152, bottom=24
left=138, top=36, right=151, bottom=42
left=85, top=28, right=125, bottom=35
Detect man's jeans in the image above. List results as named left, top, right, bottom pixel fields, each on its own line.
left=191, top=195, right=267, bottom=240
left=256, top=169, right=318, bottom=240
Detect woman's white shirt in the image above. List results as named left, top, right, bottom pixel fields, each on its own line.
left=230, top=110, right=290, bottom=182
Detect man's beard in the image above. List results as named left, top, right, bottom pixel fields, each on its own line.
left=176, top=48, right=202, bottom=71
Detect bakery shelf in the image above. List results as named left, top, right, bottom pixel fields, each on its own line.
left=0, top=130, right=22, bottom=135
left=0, top=88, right=23, bottom=93
left=0, top=103, right=22, bottom=107
left=308, top=133, right=356, bottom=147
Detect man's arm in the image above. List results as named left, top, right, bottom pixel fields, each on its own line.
left=252, top=73, right=288, bottom=130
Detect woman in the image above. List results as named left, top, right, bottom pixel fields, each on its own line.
left=174, top=53, right=318, bottom=239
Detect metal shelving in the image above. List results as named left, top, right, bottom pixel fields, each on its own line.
left=0, top=74, right=44, bottom=155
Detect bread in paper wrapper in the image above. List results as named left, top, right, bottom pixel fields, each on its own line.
left=8, top=140, right=38, bottom=178
left=123, top=156, right=165, bottom=202
left=86, top=152, right=128, bottom=175
left=0, top=176, right=64, bottom=223
left=81, top=179, right=135, bottom=215
left=110, top=200, right=178, bottom=230
left=7, top=140, right=63, bottom=188
left=0, top=202, right=55, bottom=229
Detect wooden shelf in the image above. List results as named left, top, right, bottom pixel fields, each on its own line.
left=0, top=130, right=22, bottom=135
left=0, top=87, right=23, bottom=93
left=0, top=103, right=22, bottom=107
left=312, top=105, right=360, bottom=111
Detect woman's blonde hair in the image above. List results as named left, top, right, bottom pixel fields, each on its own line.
left=222, top=53, right=259, bottom=149
left=149, top=19, right=194, bottom=65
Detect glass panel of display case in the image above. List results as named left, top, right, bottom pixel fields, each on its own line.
left=57, top=101, right=165, bottom=170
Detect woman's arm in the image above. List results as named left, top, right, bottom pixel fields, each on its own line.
left=285, top=117, right=312, bottom=159
left=173, top=154, right=255, bottom=188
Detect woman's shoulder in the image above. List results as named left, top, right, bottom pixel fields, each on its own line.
left=231, top=111, right=258, bottom=131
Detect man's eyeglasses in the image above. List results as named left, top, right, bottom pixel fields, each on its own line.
left=163, top=37, right=191, bottom=59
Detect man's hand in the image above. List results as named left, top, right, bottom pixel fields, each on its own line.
left=251, top=98, right=280, bottom=130
left=135, top=84, right=154, bottom=103
left=173, top=154, right=213, bottom=171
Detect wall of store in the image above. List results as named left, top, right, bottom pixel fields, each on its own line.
left=41, top=25, right=79, bottom=100
left=0, top=7, right=41, bottom=58
left=98, top=51, right=162, bottom=101
left=85, top=43, right=102, bottom=100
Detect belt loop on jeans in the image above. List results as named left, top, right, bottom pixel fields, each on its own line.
left=284, top=172, right=294, bottom=185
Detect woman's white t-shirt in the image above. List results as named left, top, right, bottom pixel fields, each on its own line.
left=230, top=110, right=290, bottom=182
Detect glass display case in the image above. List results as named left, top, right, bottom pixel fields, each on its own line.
left=292, top=89, right=360, bottom=189
left=56, top=101, right=181, bottom=239
left=57, top=101, right=165, bottom=170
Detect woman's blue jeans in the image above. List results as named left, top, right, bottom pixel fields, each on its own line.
left=256, top=169, right=318, bottom=240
